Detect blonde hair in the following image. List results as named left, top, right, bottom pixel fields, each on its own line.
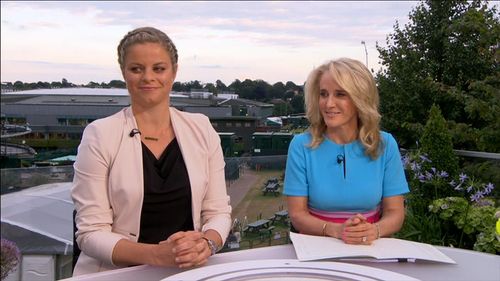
left=117, top=27, right=178, bottom=71
left=304, top=58, right=382, bottom=159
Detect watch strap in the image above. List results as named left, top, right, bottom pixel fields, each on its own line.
left=202, top=237, right=218, bottom=256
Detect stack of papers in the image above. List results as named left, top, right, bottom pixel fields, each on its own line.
left=290, top=232, right=456, bottom=264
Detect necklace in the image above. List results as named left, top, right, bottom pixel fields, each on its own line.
left=144, top=136, right=159, bottom=141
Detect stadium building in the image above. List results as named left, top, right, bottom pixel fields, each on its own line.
left=1, top=88, right=275, bottom=165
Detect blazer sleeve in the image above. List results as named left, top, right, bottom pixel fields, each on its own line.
left=199, top=121, right=232, bottom=242
left=71, top=121, right=126, bottom=266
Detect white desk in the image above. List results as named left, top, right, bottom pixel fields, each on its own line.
left=65, top=244, right=500, bottom=281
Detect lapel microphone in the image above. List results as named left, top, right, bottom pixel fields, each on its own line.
left=337, top=154, right=346, bottom=179
left=337, top=154, right=344, bottom=164
left=129, top=129, right=141, bottom=137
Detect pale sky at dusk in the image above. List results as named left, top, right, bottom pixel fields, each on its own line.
left=1, top=1, right=420, bottom=85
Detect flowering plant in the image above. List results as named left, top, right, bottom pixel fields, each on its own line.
left=400, top=150, right=499, bottom=253
left=1, top=238, right=20, bottom=280
left=429, top=197, right=499, bottom=253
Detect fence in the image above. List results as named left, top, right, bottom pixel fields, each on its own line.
left=3, top=150, right=497, bottom=194
left=0, top=155, right=290, bottom=194
left=1, top=165, right=74, bottom=194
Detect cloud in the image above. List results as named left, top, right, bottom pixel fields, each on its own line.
left=1, top=1, right=419, bottom=84
left=5, top=60, right=109, bottom=70
left=198, top=64, right=223, bottom=69
left=1, top=1, right=414, bottom=48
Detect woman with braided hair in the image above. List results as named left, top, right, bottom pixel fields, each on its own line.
left=72, top=27, right=231, bottom=275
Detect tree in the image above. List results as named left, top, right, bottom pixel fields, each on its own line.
left=85, top=81, right=100, bottom=88
left=36, top=81, right=50, bottom=89
left=186, top=80, right=203, bottom=90
left=228, top=79, right=242, bottom=95
left=283, top=90, right=295, bottom=100
left=215, top=80, right=227, bottom=92
left=420, top=104, right=459, bottom=176
left=465, top=75, right=500, bottom=152
left=272, top=102, right=292, bottom=116
left=238, top=79, right=256, bottom=99
left=172, top=81, right=185, bottom=91
left=204, top=82, right=217, bottom=94
left=270, top=82, right=286, bottom=99
left=108, top=80, right=126, bottom=88
left=13, top=81, right=24, bottom=90
left=254, top=80, right=271, bottom=101
left=376, top=0, right=500, bottom=151
left=290, top=94, right=305, bottom=114
left=61, top=78, right=70, bottom=88
left=285, top=81, right=299, bottom=91
left=50, top=81, right=62, bottom=88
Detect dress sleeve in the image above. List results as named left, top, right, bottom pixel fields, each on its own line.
left=382, top=133, right=410, bottom=197
left=284, top=135, right=309, bottom=197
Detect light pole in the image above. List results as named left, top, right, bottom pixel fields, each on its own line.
left=361, top=41, right=368, bottom=67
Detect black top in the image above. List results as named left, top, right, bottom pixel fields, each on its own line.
left=138, top=138, right=194, bottom=244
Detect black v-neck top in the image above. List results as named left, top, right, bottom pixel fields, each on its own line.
left=138, top=138, right=194, bottom=244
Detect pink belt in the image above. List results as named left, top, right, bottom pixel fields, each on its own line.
left=309, top=206, right=381, bottom=223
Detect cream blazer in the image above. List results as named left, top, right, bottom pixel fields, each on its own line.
left=71, top=106, right=232, bottom=275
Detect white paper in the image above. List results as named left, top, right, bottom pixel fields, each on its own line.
left=290, top=232, right=456, bottom=264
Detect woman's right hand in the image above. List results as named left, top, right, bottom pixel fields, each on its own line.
left=341, top=214, right=378, bottom=245
left=151, top=238, right=177, bottom=267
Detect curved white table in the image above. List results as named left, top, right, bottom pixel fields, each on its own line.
left=65, top=244, right=500, bottom=281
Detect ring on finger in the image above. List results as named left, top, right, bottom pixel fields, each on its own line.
left=362, top=236, right=367, bottom=242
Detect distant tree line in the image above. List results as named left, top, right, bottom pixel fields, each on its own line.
left=2, top=78, right=126, bottom=91
left=2, top=78, right=305, bottom=116
left=173, top=79, right=305, bottom=115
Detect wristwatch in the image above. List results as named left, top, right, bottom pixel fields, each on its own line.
left=202, top=237, right=218, bottom=256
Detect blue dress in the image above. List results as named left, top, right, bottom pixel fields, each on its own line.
left=284, top=131, right=409, bottom=213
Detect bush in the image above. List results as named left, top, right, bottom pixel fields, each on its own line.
left=1, top=238, right=20, bottom=280
left=420, top=104, right=459, bottom=176
left=399, top=149, right=498, bottom=253
left=462, top=160, right=500, bottom=205
left=429, top=197, right=499, bottom=253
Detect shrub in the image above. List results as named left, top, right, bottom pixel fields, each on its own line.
left=420, top=104, right=459, bottom=176
left=399, top=149, right=498, bottom=253
left=1, top=238, right=20, bottom=280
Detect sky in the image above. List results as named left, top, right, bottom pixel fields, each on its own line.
left=1, top=1, right=420, bottom=86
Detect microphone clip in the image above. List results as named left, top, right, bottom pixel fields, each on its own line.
left=337, top=154, right=344, bottom=164
left=129, top=129, right=141, bottom=137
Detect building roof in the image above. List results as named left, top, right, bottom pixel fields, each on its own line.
left=1, top=182, right=73, bottom=254
left=218, top=97, right=274, bottom=107
left=6, top=94, right=131, bottom=107
left=2, top=87, right=129, bottom=96
left=1, top=88, right=272, bottom=109
left=50, top=155, right=77, bottom=162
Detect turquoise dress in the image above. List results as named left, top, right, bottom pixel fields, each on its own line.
left=284, top=131, right=409, bottom=213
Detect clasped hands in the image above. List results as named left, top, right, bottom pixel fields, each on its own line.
left=156, top=231, right=211, bottom=268
left=339, top=214, right=378, bottom=245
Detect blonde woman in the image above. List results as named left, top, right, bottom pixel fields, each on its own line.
left=72, top=27, right=231, bottom=275
left=284, top=58, right=408, bottom=245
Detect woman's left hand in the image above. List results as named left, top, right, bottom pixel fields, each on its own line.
left=165, top=231, right=211, bottom=268
left=341, top=217, right=378, bottom=245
